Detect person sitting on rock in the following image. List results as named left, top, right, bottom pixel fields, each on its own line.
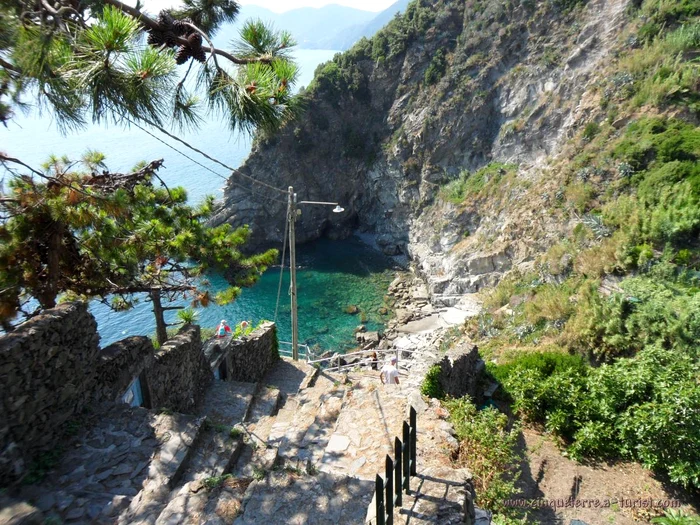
left=380, top=356, right=400, bottom=386
left=217, top=319, right=232, bottom=338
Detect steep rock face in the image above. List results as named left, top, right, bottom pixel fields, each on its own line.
left=211, top=0, right=631, bottom=301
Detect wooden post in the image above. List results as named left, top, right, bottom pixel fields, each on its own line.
left=403, top=421, right=410, bottom=493
left=375, top=474, right=385, bottom=525
left=385, top=455, right=394, bottom=525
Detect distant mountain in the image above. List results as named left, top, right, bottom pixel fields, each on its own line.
left=213, top=4, right=376, bottom=50
left=212, top=1, right=410, bottom=51
left=323, top=0, right=412, bottom=50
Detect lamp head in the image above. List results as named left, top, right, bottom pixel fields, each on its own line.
left=333, top=205, right=345, bottom=213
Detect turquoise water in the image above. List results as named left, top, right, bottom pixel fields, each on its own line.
left=91, top=237, right=397, bottom=350
left=1, top=49, right=398, bottom=352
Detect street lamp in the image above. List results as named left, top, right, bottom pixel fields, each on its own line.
left=287, top=186, right=345, bottom=361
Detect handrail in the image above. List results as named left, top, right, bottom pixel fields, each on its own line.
left=278, top=341, right=311, bottom=355
left=308, top=347, right=417, bottom=366
left=375, top=406, right=417, bottom=525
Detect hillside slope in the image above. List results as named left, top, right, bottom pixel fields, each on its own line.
left=213, top=0, right=633, bottom=297
left=211, top=1, right=700, bottom=516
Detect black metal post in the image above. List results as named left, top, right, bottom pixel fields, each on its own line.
left=385, top=455, right=394, bottom=525
left=410, top=406, right=417, bottom=476
left=402, top=421, right=410, bottom=493
left=376, top=474, right=385, bottom=525
left=394, top=437, right=402, bottom=507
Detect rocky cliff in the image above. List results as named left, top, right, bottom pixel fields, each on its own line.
left=211, top=0, right=640, bottom=303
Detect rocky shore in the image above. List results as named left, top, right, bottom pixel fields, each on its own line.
left=337, top=269, right=484, bottom=391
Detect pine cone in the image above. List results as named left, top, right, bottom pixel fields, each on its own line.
left=191, top=47, right=207, bottom=63
left=172, top=17, right=194, bottom=37
left=164, top=31, right=179, bottom=47
left=147, top=29, right=166, bottom=47
left=187, top=33, right=202, bottom=47
left=175, top=46, right=191, bottom=65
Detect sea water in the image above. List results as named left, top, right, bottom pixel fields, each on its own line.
left=1, top=49, right=397, bottom=351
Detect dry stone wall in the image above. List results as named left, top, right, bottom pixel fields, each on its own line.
left=0, top=303, right=100, bottom=484
left=148, top=324, right=213, bottom=413
left=95, top=336, right=155, bottom=404
left=0, top=306, right=216, bottom=484
left=223, top=322, right=279, bottom=383
left=438, top=343, right=485, bottom=401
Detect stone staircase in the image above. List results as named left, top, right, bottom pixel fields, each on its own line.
left=11, top=356, right=481, bottom=524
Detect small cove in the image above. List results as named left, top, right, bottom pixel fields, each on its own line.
left=1, top=49, right=399, bottom=353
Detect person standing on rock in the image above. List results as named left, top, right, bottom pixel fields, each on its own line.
left=380, top=356, right=400, bottom=386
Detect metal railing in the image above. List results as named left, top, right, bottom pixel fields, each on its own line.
left=375, top=406, right=417, bottom=525
left=278, top=341, right=311, bottom=359
left=307, top=347, right=417, bottom=373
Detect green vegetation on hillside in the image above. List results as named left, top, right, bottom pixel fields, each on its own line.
left=441, top=163, right=518, bottom=204
left=468, top=115, right=700, bottom=489
left=443, top=0, right=700, bottom=503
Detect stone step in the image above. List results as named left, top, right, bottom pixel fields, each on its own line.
left=263, top=357, right=317, bottom=399
left=231, top=385, right=281, bottom=479
left=245, top=384, right=281, bottom=424
left=233, top=469, right=374, bottom=525
left=151, top=380, right=257, bottom=525
left=366, top=467, right=490, bottom=525
left=276, top=371, right=346, bottom=469
left=116, top=412, right=206, bottom=525
left=198, top=381, right=257, bottom=425
left=318, top=372, right=410, bottom=480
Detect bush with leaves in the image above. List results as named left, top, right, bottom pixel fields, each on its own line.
left=445, top=398, right=522, bottom=515
left=491, top=344, right=700, bottom=489
left=420, top=364, right=445, bottom=399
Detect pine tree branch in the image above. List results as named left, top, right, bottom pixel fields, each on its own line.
left=0, top=57, right=21, bottom=75
left=182, top=21, right=220, bottom=70
left=102, top=0, right=271, bottom=65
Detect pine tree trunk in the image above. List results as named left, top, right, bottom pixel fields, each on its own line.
left=151, top=289, right=168, bottom=347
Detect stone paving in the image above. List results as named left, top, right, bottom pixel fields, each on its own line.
left=13, top=404, right=203, bottom=524
left=233, top=469, right=374, bottom=525
left=319, top=376, right=407, bottom=480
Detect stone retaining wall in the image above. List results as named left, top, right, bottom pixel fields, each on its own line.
left=148, top=324, right=213, bottom=413
left=95, top=336, right=155, bottom=404
left=438, top=342, right=485, bottom=401
left=223, top=322, right=279, bottom=383
left=0, top=303, right=100, bottom=484
left=0, top=306, right=214, bottom=484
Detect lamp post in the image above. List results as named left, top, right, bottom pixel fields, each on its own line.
left=287, top=186, right=345, bottom=360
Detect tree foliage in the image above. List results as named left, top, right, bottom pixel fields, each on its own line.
left=0, top=0, right=300, bottom=134
left=0, top=153, right=277, bottom=343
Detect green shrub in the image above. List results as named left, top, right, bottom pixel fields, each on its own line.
left=492, top=344, right=700, bottom=489
left=445, top=398, right=522, bottom=515
left=523, top=281, right=577, bottom=325
left=424, top=49, right=447, bottom=85
left=421, top=364, right=445, bottom=399
left=582, top=121, right=601, bottom=141
left=652, top=509, right=700, bottom=525
left=440, top=163, right=516, bottom=204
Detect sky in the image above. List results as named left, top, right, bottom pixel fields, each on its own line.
left=143, top=0, right=397, bottom=13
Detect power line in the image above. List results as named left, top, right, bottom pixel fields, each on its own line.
left=126, top=118, right=287, bottom=205
left=274, top=207, right=290, bottom=323
left=133, top=115, right=289, bottom=196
